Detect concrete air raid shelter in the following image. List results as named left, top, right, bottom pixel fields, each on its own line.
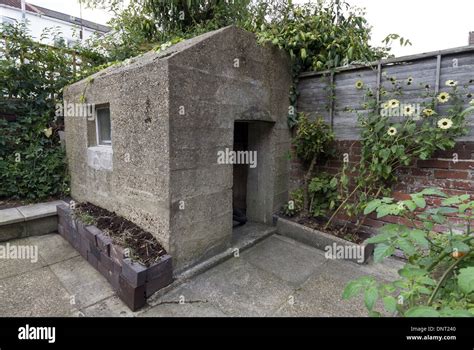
left=64, top=26, right=292, bottom=272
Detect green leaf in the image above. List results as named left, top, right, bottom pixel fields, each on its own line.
left=405, top=306, right=440, bottom=317
left=342, top=280, right=362, bottom=299
left=399, top=266, right=427, bottom=279
left=452, top=241, right=471, bottom=252
left=365, top=232, right=393, bottom=244
left=397, top=238, right=416, bottom=256
left=401, top=200, right=417, bottom=212
left=364, top=286, right=378, bottom=311
left=439, top=308, right=474, bottom=317
left=458, top=267, right=474, bottom=294
left=420, top=188, right=447, bottom=197
left=374, top=244, right=395, bottom=262
left=382, top=296, right=397, bottom=313
left=300, top=48, right=307, bottom=60
left=364, top=199, right=381, bottom=215
left=442, top=194, right=470, bottom=206
left=408, top=229, right=429, bottom=249
left=410, top=195, right=426, bottom=209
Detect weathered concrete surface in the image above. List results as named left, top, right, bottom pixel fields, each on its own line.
left=64, top=25, right=292, bottom=272
left=0, top=232, right=403, bottom=317
left=167, top=26, right=293, bottom=270
left=49, top=256, right=115, bottom=309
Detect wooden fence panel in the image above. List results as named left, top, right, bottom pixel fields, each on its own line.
left=298, top=46, right=474, bottom=141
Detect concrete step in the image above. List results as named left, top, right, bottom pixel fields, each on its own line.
left=0, top=200, right=67, bottom=242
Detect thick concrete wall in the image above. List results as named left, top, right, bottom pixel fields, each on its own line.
left=167, top=26, right=292, bottom=271
left=63, top=56, right=171, bottom=250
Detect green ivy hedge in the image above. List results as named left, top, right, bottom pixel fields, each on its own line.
left=0, top=23, right=105, bottom=200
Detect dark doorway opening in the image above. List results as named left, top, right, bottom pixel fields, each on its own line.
left=233, top=122, right=248, bottom=227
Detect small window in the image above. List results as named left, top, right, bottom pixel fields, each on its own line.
left=95, top=106, right=111, bottom=146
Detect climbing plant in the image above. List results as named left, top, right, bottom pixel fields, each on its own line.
left=0, top=23, right=106, bottom=200
left=324, top=76, right=474, bottom=229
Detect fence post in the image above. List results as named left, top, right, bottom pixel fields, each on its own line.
left=376, top=62, right=382, bottom=106
left=435, top=54, right=442, bottom=94
left=329, top=71, right=335, bottom=129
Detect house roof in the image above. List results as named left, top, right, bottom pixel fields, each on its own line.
left=0, top=0, right=110, bottom=33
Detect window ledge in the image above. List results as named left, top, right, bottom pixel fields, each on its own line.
left=87, top=146, right=113, bottom=171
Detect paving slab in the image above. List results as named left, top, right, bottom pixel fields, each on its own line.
left=143, top=283, right=225, bottom=317
left=0, top=267, right=78, bottom=317
left=29, top=233, right=79, bottom=265
left=177, top=257, right=294, bottom=317
left=81, top=296, right=136, bottom=317
left=0, top=238, right=47, bottom=280
left=273, top=257, right=401, bottom=317
left=241, top=235, right=327, bottom=287
left=140, top=286, right=227, bottom=317
left=49, top=255, right=115, bottom=309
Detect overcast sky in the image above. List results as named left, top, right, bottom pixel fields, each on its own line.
left=28, top=0, right=474, bottom=57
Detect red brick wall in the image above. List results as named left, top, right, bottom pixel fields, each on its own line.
left=289, top=140, right=474, bottom=232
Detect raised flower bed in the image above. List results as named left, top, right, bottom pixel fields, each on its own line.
left=56, top=204, right=173, bottom=311
left=275, top=216, right=374, bottom=264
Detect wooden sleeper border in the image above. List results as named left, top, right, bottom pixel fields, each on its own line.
left=56, top=204, right=173, bottom=311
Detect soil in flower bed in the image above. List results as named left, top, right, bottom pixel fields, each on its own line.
left=284, top=214, right=371, bottom=244
left=0, top=198, right=27, bottom=210
left=74, top=202, right=166, bottom=266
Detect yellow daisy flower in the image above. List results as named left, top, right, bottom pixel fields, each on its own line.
left=437, top=118, right=453, bottom=130
left=422, top=108, right=435, bottom=117
left=387, top=127, right=397, bottom=136
left=445, top=80, right=458, bottom=87
left=437, top=92, right=450, bottom=104
left=403, top=104, right=415, bottom=116
left=355, top=80, right=364, bottom=89
left=387, top=99, right=400, bottom=108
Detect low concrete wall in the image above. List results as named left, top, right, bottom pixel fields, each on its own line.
left=275, top=216, right=373, bottom=264
left=0, top=200, right=66, bottom=242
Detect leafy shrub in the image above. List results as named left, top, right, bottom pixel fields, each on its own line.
left=292, top=113, right=335, bottom=213
left=0, top=23, right=104, bottom=200
left=282, top=188, right=304, bottom=217
left=308, top=172, right=339, bottom=217
left=343, top=189, right=474, bottom=317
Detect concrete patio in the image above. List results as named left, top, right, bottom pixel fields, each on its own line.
left=0, top=232, right=402, bottom=317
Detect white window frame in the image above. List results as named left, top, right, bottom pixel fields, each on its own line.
left=95, top=106, right=112, bottom=146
